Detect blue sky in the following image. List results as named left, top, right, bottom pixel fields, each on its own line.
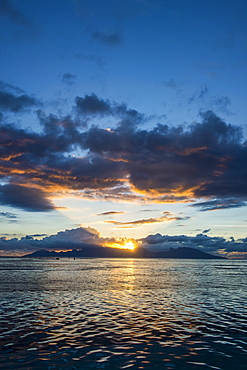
left=0, top=0, right=247, bottom=258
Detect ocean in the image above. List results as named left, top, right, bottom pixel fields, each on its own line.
left=0, top=258, right=246, bottom=369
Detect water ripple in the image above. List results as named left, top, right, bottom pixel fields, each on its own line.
left=0, top=258, right=247, bottom=369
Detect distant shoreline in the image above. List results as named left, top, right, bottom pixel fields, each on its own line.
left=17, top=246, right=226, bottom=259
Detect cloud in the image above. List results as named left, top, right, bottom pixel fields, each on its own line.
left=0, top=80, right=24, bottom=94
left=0, top=91, right=38, bottom=112
left=30, top=234, right=47, bottom=238
left=0, top=227, right=247, bottom=259
left=0, top=0, right=32, bottom=26
left=192, top=199, right=247, bottom=211
left=62, top=73, right=77, bottom=85
left=210, top=96, right=232, bottom=115
left=0, top=87, right=247, bottom=212
left=140, top=208, right=160, bottom=212
left=188, top=85, right=232, bottom=115
left=41, top=227, right=102, bottom=248
left=105, top=213, right=185, bottom=227
left=140, top=232, right=247, bottom=258
left=188, top=84, right=209, bottom=104
left=0, top=81, right=40, bottom=112
left=75, top=93, right=143, bottom=125
left=0, top=211, right=18, bottom=219
left=75, top=93, right=111, bottom=116
left=0, top=184, right=55, bottom=212
left=96, top=211, right=125, bottom=216
left=91, top=30, right=123, bottom=46
left=0, top=227, right=105, bottom=255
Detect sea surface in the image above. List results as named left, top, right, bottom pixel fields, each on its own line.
left=0, top=258, right=247, bottom=369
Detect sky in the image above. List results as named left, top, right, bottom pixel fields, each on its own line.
left=0, top=0, right=247, bottom=258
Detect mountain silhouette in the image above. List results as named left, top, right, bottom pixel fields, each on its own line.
left=22, top=246, right=225, bottom=259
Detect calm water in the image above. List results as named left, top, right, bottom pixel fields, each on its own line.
left=0, top=258, right=247, bottom=370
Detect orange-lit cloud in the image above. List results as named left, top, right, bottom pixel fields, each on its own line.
left=0, top=93, right=246, bottom=212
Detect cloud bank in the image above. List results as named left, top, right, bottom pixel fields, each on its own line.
left=140, top=232, right=247, bottom=259
left=0, top=85, right=247, bottom=213
left=1, top=227, right=247, bottom=259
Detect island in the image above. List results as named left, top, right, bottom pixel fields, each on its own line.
left=22, top=246, right=225, bottom=259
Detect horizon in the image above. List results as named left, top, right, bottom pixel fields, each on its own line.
left=0, top=0, right=247, bottom=259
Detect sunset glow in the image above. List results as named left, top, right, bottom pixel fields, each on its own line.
left=122, top=241, right=136, bottom=250
left=1, top=1, right=247, bottom=369
left=108, top=240, right=136, bottom=250
left=0, top=0, right=246, bottom=260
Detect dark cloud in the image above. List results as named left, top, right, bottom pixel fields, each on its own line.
left=0, top=80, right=24, bottom=94
left=0, top=87, right=247, bottom=212
left=75, top=94, right=111, bottom=116
left=0, top=81, right=40, bottom=112
left=30, top=234, right=47, bottom=237
left=21, top=235, right=34, bottom=240
left=0, top=0, right=32, bottom=26
left=0, top=184, right=55, bottom=212
left=188, top=85, right=232, bottom=115
left=0, top=91, right=38, bottom=112
left=188, top=84, right=208, bottom=104
left=210, top=96, right=232, bottom=115
left=96, top=211, right=125, bottom=216
left=105, top=214, right=185, bottom=227
left=0, top=227, right=104, bottom=255
left=140, top=232, right=247, bottom=258
left=62, top=73, right=77, bottom=85
left=41, top=227, right=102, bottom=248
left=75, top=93, right=143, bottom=127
left=192, top=199, right=247, bottom=211
left=91, top=30, right=123, bottom=46
left=202, top=229, right=211, bottom=234
left=0, top=211, right=17, bottom=219
left=0, top=227, right=246, bottom=258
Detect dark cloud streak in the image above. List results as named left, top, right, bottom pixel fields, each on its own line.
left=96, top=211, right=125, bottom=216
left=105, top=214, right=187, bottom=227
left=0, top=81, right=40, bottom=112
left=0, top=184, right=55, bottom=212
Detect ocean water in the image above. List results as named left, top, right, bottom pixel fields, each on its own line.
left=0, top=258, right=247, bottom=370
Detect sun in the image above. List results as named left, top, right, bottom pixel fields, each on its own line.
left=123, top=241, right=136, bottom=250
left=108, top=239, right=136, bottom=250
